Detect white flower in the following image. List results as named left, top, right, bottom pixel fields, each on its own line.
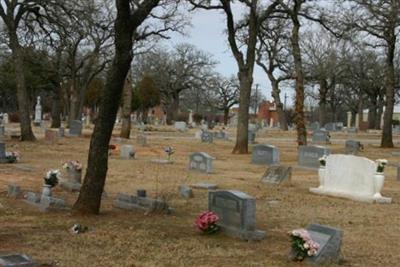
left=303, top=243, right=309, bottom=249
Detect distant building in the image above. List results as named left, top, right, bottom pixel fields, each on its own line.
left=257, top=101, right=279, bottom=127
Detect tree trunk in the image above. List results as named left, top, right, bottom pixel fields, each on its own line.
left=270, top=79, right=288, bottom=131
left=318, top=79, right=328, bottom=126
left=73, top=4, right=135, bottom=214
left=291, top=15, right=307, bottom=146
left=376, top=97, right=384, bottom=129
left=381, top=39, right=395, bottom=148
left=9, top=31, right=35, bottom=141
left=120, top=73, right=133, bottom=138
left=166, top=94, right=179, bottom=124
left=50, top=90, right=62, bottom=128
left=232, top=72, right=252, bottom=154
left=223, top=108, right=229, bottom=126
left=368, top=96, right=377, bottom=130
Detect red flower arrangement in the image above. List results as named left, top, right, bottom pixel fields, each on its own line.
left=195, top=211, right=220, bottom=234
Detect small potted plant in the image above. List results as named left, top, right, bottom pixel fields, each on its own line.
left=317, top=155, right=327, bottom=189
left=43, top=170, right=60, bottom=197
left=374, top=159, right=388, bottom=198
left=63, top=160, right=83, bottom=183
left=195, top=211, right=220, bottom=234
left=164, top=146, right=175, bottom=161
left=5, top=151, right=20, bottom=163
left=289, top=228, right=320, bottom=261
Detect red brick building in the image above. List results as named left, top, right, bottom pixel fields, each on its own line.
left=257, top=101, right=279, bottom=126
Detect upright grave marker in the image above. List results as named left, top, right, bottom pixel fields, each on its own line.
left=251, top=144, right=279, bottom=165
left=69, top=120, right=82, bottom=136
left=189, top=152, right=214, bottom=173
left=298, top=145, right=330, bottom=169
left=208, top=190, right=265, bottom=240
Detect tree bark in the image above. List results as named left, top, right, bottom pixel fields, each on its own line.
left=270, top=79, right=288, bottom=131
left=120, top=73, right=133, bottom=138
left=9, top=31, right=36, bottom=141
left=223, top=108, right=229, bottom=126
left=73, top=2, right=135, bottom=214
left=290, top=8, right=307, bottom=146
left=50, top=90, right=62, bottom=128
left=166, top=94, right=179, bottom=124
left=318, top=79, right=328, bottom=126
left=233, top=72, right=252, bottom=154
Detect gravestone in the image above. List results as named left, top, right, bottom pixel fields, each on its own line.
left=214, top=130, right=227, bottom=140
left=0, top=142, right=5, bottom=163
left=304, top=224, right=343, bottom=266
left=324, top=122, right=337, bottom=132
left=44, top=129, right=58, bottom=143
left=310, top=154, right=391, bottom=203
left=174, top=121, right=187, bottom=131
left=345, top=140, right=363, bottom=155
left=137, top=134, right=147, bottom=146
left=208, top=190, right=265, bottom=240
left=312, top=130, right=330, bottom=144
left=7, top=185, right=22, bottom=198
left=189, top=152, right=214, bottom=173
left=120, top=145, right=135, bottom=159
left=114, top=193, right=172, bottom=214
left=248, top=130, right=256, bottom=144
left=191, top=183, right=218, bottom=190
left=34, top=96, right=42, bottom=126
left=58, top=127, right=65, bottom=137
left=3, top=113, right=8, bottom=124
left=261, top=166, right=292, bottom=184
left=397, top=166, right=400, bottom=181
left=24, top=192, right=68, bottom=212
left=69, top=120, right=82, bottom=136
left=347, top=127, right=357, bottom=133
left=309, top=122, right=320, bottom=131
left=194, top=130, right=202, bottom=139
left=178, top=185, right=193, bottom=199
left=298, top=145, right=330, bottom=169
left=251, top=144, right=279, bottom=165
left=0, top=254, right=36, bottom=267
left=201, top=131, right=213, bottom=143
left=0, top=125, right=5, bottom=136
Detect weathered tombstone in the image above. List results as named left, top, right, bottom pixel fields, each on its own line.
left=201, top=131, right=213, bottom=143
left=324, top=122, right=337, bottom=132
left=298, top=145, right=330, bottom=169
left=3, top=113, right=9, bottom=124
left=346, top=127, right=357, bottom=133
left=0, top=254, right=36, bottom=267
left=0, top=142, right=6, bottom=163
left=251, top=144, right=279, bottom=165
left=174, top=121, right=187, bottom=131
left=113, top=193, right=172, bottom=213
left=189, top=152, right=214, bottom=173
left=178, top=185, right=193, bottom=199
left=191, top=183, right=218, bottom=190
left=137, top=134, right=147, bottom=146
left=69, top=120, right=82, bottom=136
left=310, top=154, right=391, bottom=203
left=261, top=166, right=292, bottom=184
left=0, top=125, right=5, bottom=136
left=248, top=130, right=256, bottom=144
left=304, top=224, right=343, bottom=266
left=58, top=127, right=65, bottom=137
left=345, top=140, right=363, bottom=154
left=309, top=121, right=320, bottom=131
left=44, top=129, right=58, bottom=143
left=120, top=145, right=135, bottom=159
left=194, top=130, right=202, bottom=139
left=208, top=190, right=265, bottom=240
left=397, top=166, right=400, bottom=181
left=312, top=130, right=330, bottom=144
left=7, top=185, right=22, bottom=198
left=34, top=96, right=42, bottom=126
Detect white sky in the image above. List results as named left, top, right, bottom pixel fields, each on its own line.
left=165, top=9, right=294, bottom=103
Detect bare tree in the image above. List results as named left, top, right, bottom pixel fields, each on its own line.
left=189, top=0, right=279, bottom=153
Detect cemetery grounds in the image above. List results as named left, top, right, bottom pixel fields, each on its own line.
left=1, top=124, right=399, bottom=267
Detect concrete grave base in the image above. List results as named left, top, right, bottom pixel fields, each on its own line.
left=113, top=193, right=172, bottom=214
left=59, top=180, right=81, bottom=192
left=309, top=187, right=392, bottom=203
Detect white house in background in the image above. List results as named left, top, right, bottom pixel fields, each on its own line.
left=362, top=106, right=400, bottom=124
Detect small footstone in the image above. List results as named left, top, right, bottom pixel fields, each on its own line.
left=150, top=159, right=174, bottom=165
left=0, top=254, right=35, bottom=267
left=7, top=185, right=22, bottom=198
left=191, top=183, right=218, bottom=190
left=178, top=185, right=193, bottom=199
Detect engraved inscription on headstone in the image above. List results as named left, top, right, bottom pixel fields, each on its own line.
left=261, top=166, right=292, bottom=184
left=298, top=145, right=330, bottom=169
left=251, top=144, right=279, bottom=165
left=189, top=152, right=214, bottom=173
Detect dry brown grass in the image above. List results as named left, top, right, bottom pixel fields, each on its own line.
left=1, top=124, right=400, bottom=267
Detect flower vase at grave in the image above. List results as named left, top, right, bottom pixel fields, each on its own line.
left=318, top=166, right=326, bottom=189
left=373, top=172, right=385, bottom=198
left=67, top=169, right=82, bottom=184
left=42, top=184, right=52, bottom=197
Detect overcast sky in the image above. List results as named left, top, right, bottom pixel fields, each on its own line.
left=165, top=9, right=294, bottom=104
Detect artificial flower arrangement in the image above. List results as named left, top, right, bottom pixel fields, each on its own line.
left=70, top=223, right=89, bottom=234
left=44, top=170, right=60, bottom=188
left=5, top=151, right=20, bottom=163
left=63, top=160, right=83, bottom=172
left=195, top=211, right=220, bottom=234
left=376, top=159, right=388, bottom=173
left=164, top=146, right=175, bottom=160
left=318, top=155, right=327, bottom=167
left=289, top=228, right=320, bottom=261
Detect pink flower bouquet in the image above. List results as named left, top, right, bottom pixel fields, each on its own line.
left=195, top=211, right=220, bottom=234
left=289, top=228, right=320, bottom=261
